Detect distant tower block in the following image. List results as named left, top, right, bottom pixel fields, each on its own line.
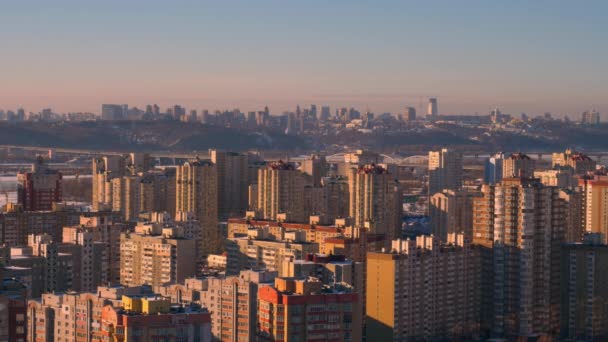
left=427, top=98, right=438, bottom=117
left=405, top=107, right=416, bottom=121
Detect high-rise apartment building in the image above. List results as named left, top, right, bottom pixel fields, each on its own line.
left=5, top=234, right=75, bottom=298
left=552, top=149, right=597, bottom=174
left=300, top=154, right=328, bottom=187
left=367, top=234, right=480, bottom=341
left=484, top=152, right=504, bottom=185
left=473, top=178, right=565, bottom=338
left=579, top=173, right=608, bottom=243
left=200, top=270, right=277, bottom=342
left=111, top=174, right=141, bottom=221
left=67, top=215, right=126, bottom=285
left=92, top=155, right=127, bottom=211
left=60, top=227, right=108, bottom=293
left=429, top=189, right=480, bottom=242
left=534, top=169, right=575, bottom=188
left=258, top=277, right=359, bottom=342
left=91, top=153, right=156, bottom=212
left=139, top=169, right=176, bottom=215
left=120, top=222, right=197, bottom=287
left=255, top=161, right=307, bottom=223
left=560, top=234, right=608, bottom=341
left=428, top=148, right=462, bottom=195
left=17, top=156, right=62, bottom=211
left=348, top=164, right=401, bottom=242
left=0, top=207, right=118, bottom=247
left=560, top=188, right=584, bottom=243
left=176, top=159, right=219, bottom=256
left=502, top=152, right=535, bottom=178
left=210, top=150, right=249, bottom=219
left=317, top=176, right=349, bottom=224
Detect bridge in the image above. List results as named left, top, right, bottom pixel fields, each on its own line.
left=3, top=145, right=608, bottom=167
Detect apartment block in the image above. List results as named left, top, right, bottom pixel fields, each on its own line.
left=560, top=234, right=608, bottom=340
left=0, top=207, right=119, bottom=247
left=502, top=152, right=535, bottom=178
left=258, top=277, right=359, bottom=342
left=176, top=159, right=220, bottom=256
left=200, top=270, right=276, bottom=342
left=428, top=148, right=462, bottom=195
left=473, top=178, right=565, bottom=339
left=100, top=296, right=211, bottom=342
left=579, top=173, right=608, bottom=243
left=227, top=229, right=318, bottom=272
left=429, top=189, right=479, bottom=242
left=0, top=276, right=27, bottom=342
left=366, top=234, right=480, bottom=341
left=255, top=161, right=308, bottom=223
left=17, top=156, right=62, bottom=211
left=120, top=222, right=196, bottom=287
left=348, top=164, right=401, bottom=242
left=552, top=149, right=597, bottom=174
left=210, top=150, right=249, bottom=219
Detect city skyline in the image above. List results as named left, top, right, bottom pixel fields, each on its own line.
left=1, top=1, right=607, bottom=116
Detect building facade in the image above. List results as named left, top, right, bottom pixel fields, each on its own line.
left=473, top=178, right=565, bottom=339
left=366, top=234, right=480, bottom=341
left=428, top=148, right=462, bottom=196
left=17, top=156, right=62, bottom=211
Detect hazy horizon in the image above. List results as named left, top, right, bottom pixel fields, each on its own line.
left=2, top=0, right=607, bottom=117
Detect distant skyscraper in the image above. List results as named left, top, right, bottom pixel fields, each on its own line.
left=581, top=110, right=600, bottom=125
left=428, top=148, right=462, bottom=195
left=427, top=98, right=438, bottom=117
left=285, top=112, right=295, bottom=135
left=320, top=106, right=331, bottom=121
left=101, top=104, right=127, bottom=121
left=405, top=106, right=416, bottom=121
left=310, top=104, right=317, bottom=119
left=484, top=152, right=505, bottom=185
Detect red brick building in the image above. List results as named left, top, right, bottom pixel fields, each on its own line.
left=17, top=156, right=62, bottom=211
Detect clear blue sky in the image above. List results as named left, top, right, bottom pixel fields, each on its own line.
left=1, top=0, right=606, bottom=117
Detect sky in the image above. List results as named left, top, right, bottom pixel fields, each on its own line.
left=1, top=0, right=607, bottom=117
